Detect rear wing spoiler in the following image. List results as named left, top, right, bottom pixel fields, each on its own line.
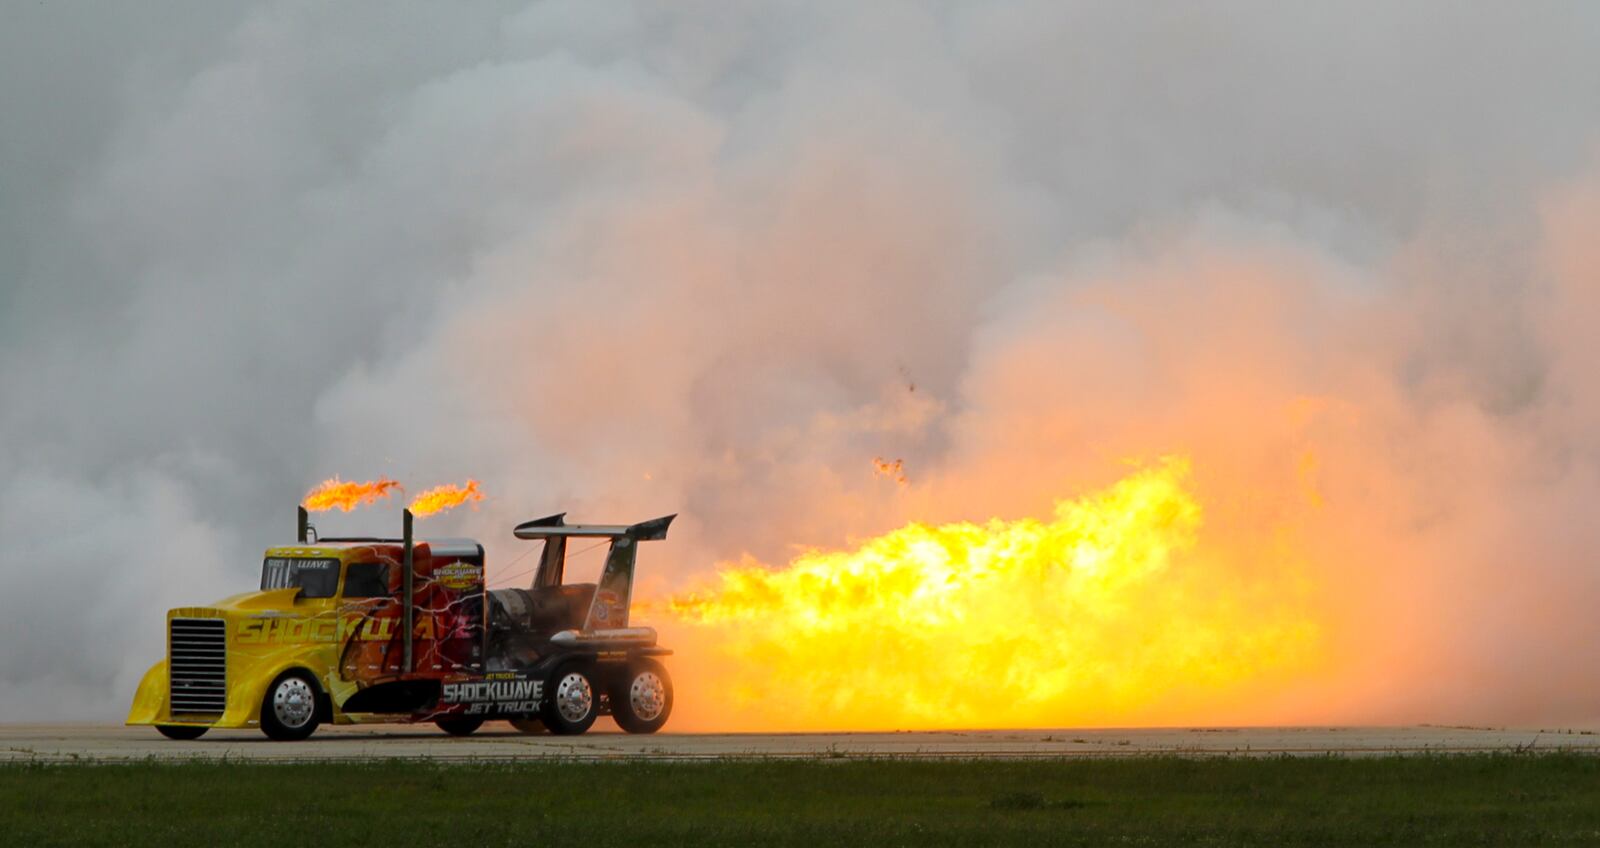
left=513, top=513, right=675, bottom=541
left=513, top=513, right=675, bottom=632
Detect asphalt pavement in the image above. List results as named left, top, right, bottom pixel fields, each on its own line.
left=4, top=723, right=1597, bottom=762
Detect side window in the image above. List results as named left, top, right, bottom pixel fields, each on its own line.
left=343, top=562, right=390, bottom=599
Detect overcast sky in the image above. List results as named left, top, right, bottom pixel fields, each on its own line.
left=3, top=2, right=1600, bottom=724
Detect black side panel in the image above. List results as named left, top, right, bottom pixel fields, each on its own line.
left=340, top=679, right=441, bottom=714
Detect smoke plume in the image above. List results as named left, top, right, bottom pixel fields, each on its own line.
left=3, top=2, right=1599, bottom=726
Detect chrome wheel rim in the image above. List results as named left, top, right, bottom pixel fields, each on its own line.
left=273, top=677, right=315, bottom=729
left=555, top=672, right=593, bottom=723
left=629, top=671, right=666, bottom=722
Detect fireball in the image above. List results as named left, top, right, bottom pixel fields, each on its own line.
left=659, top=458, right=1320, bottom=730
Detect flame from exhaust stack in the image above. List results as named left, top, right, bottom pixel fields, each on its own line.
left=659, top=458, right=1321, bottom=730
left=303, top=477, right=402, bottom=512
left=409, top=480, right=485, bottom=517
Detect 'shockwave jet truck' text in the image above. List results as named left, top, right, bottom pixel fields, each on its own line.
left=127, top=508, right=675, bottom=740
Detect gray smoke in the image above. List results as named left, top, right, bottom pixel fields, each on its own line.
left=3, top=1, right=1599, bottom=723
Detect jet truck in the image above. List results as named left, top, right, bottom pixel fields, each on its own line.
left=127, top=508, right=675, bottom=740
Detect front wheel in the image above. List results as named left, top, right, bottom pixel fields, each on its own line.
left=260, top=671, right=322, bottom=741
left=541, top=661, right=599, bottom=735
left=436, top=717, right=485, bottom=737
left=611, top=659, right=673, bottom=734
left=155, top=725, right=208, bottom=740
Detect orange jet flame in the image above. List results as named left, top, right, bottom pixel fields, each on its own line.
left=409, top=480, right=485, bottom=517
left=303, top=477, right=402, bottom=512
left=657, top=458, right=1320, bottom=731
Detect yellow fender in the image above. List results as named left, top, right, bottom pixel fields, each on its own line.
left=238, top=654, right=353, bottom=723
left=125, top=660, right=170, bottom=725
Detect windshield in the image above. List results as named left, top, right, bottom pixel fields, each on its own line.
left=261, top=557, right=340, bottom=598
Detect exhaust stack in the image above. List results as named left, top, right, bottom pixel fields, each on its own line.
left=402, top=508, right=414, bottom=672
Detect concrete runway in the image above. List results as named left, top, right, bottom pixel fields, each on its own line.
left=5, top=723, right=1599, bottom=762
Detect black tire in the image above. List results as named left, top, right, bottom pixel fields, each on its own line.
left=436, top=717, right=485, bottom=736
left=541, top=661, right=599, bottom=735
left=260, top=670, right=322, bottom=741
left=155, top=725, right=208, bottom=740
left=508, top=717, right=547, bottom=734
left=610, top=658, right=673, bottom=734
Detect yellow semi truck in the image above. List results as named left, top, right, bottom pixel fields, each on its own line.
left=128, top=508, right=675, bottom=740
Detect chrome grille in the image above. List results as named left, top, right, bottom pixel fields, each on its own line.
left=169, top=618, right=227, bottom=715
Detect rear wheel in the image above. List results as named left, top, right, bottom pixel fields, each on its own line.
left=611, top=659, right=673, bottom=734
left=509, top=717, right=547, bottom=734
left=155, top=725, right=208, bottom=740
left=541, top=661, right=599, bottom=735
left=435, top=717, right=485, bottom=737
left=260, top=671, right=322, bottom=741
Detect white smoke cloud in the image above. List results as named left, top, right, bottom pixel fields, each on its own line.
left=2, top=1, right=1599, bottom=724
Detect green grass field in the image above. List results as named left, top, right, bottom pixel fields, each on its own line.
left=6, top=754, right=1600, bottom=846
